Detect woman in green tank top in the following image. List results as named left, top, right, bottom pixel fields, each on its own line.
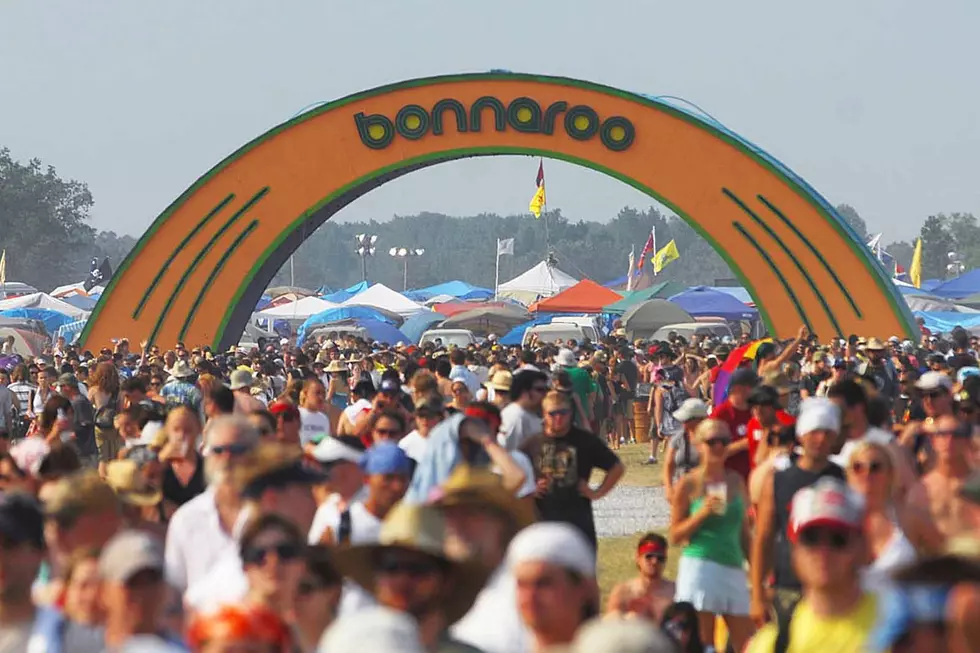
left=669, top=418, right=754, bottom=652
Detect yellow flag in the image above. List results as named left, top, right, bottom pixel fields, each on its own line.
left=529, top=184, right=546, bottom=219
left=0, top=249, right=6, bottom=286
left=652, top=239, right=680, bottom=274
left=910, top=238, right=922, bottom=289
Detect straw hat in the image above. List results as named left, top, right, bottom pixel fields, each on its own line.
left=433, top=464, right=535, bottom=530
left=485, top=370, right=513, bottom=393
left=169, top=360, right=194, bottom=379
left=331, top=502, right=491, bottom=624
left=106, top=461, right=162, bottom=507
left=325, top=360, right=347, bottom=373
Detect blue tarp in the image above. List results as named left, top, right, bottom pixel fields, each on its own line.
left=255, top=294, right=273, bottom=311
left=921, top=279, right=943, bottom=292
left=404, top=280, right=493, bottom=302
left=668, top=286, right=758, bottom=321
left=321, top=281, right=371, bottom=304
left=400, top=312, right=445, bottom=344
left=297, top=306, right=398, bottom=345
left=914, top=311, right=980, bottom=334
left=930, top=270, right=980, bottom=299
left=0, top=308, right=74, bottom=334
left=60, top=294, right=98, bottom=311
left=499, top=314, right=560, bottom=346
left=707, top=286, right=754, bottom=304
left=357, top=319, right=409, bottom=345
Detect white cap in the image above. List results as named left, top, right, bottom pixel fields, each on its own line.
left=789, top=477, right=863, bottom=542
left=796, top=397, right=841, bottom=436
left=138, top=421, right=164, bottom=446
left=318, top=606, right=424, bottom=653
left=506, top=522, right=595, bottom=578
left=555, top=348, right=577, bottom=367
left=672, top=398, right=709, bottom=423
left=916, top=371, right=953, bottom=392
left=312, top=437, right=364, bottom=465
left=567, top=618, right=676, bottom=652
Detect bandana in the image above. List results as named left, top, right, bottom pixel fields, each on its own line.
left=638, top=541, right=666, bottom=558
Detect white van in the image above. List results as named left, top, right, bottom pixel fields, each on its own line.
left=551, top=317, right=601, bottom=343
left=522, top=323, right=589, bottom=347
left=419, top=329, right=477, bottom=349
left=650, top=321, right=734, bottom=342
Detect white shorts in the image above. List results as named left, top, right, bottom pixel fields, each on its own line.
left=674, top=555, right=750, bottom=616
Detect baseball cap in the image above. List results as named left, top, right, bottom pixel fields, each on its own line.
left=789, top=477, right=863, bottom=542
left=563, top=619, right=674, bottom=653
left=313, top=436, right=365, bottom=465
left=229, top=369, right=254, bottom=390
left=360, top=442, right=413, bottom=476
left=507, top=522, right=595, bottom=578
left=796, top=397, right=841, bottom=436
left=730, top=368, right=759, bottom=388
left=56, top=372, right=78, bottom=387
left=672, top=398, right=709, bottom=423
left=0, top=492, right=44, bottom=549
left=98, top=530, right=164, bottom=583
left=269, top=400, right=300, bottom=421
left=915, top=371, right=953, bottom=392
left=379, top=378, right=401, bottom=394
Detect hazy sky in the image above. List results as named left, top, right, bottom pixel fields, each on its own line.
left=2, top=0, right=977, bottom=242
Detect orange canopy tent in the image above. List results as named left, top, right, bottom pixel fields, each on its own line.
left=530, top=279, right=623, bottom=313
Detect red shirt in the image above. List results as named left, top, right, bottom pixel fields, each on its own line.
left=746, top=410, right=796, bottom=471
left=711, top=400, right=753, bottom=481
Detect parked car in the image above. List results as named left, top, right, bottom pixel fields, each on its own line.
left=650, top=321, right=734, bottom=342
left=522, top=323, right=590, bottom=347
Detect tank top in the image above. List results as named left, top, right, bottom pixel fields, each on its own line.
left=683, top=493, right=746, bottom=568
left=772, top=460, right=845, bottom=589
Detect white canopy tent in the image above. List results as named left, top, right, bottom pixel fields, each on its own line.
left=257, top=296, right=339, bottom=319
left=497, top=260, right=578, bottom=305
left=341, top=283, right=426, bottom=318
left=0, top=292, right=90, bottom=318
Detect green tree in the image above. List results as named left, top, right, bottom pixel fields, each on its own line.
left=943, top=212, right=980, bottom=269
left=836, top=204, right=869, bottom=241
left=886, top=240, right=914, bottom=274
left=919, top=214, right=956, bottom=281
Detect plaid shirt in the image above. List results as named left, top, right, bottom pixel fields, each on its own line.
left=160, top=379, right=202, bottom=413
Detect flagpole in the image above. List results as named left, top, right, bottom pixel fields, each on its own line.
left=627, top=245, right=635, bottom=292
left=651, top=226, right=658, bottom=277
left=494, top=239, right=501, bottom=300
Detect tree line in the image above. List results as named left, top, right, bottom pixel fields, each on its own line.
left=0, top=146, right=974, bottom=294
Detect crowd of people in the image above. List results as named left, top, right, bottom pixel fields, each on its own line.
left=1, top=321, right=980, bottom=651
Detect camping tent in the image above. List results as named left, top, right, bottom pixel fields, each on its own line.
left=530, top=280, right=622, bottom=314
left=621, top=300, right=694, bottom=338
left=258, top=296, right=339, bottom=319
left=342, top=283, right=425, bottom=318
left=322, top=281, right=371, bottom=304
left=400, top=312, right=446, bottom=343
left=0, top=293, right=89, bottom=319
left=0, top=308, right=75, bottom=335
left=440, top=305, right=531, bottom=334
left=497, top=261, right=577, bottom=304
left=930, top=270, right=980, bottom=299
left=708, top=287, right=754, bottom=305
left=265, top=286, right=316, bottom=299
left=405, top=281, right=493, bottom=302
left=603, top=281, right=687, bottom=315
left=668, top=287, right=757, bottom=321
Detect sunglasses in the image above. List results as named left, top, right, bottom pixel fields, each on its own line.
left=242, top=542, right=302, bottom=566
left=547, top=409, right=571, bottom=418
left=850, top=460, right=885, bottom=475
left=210, top=443, right=251, bottom=456
left=643, top=553, right=666, bottom=562
left=703, top=437, right=731, bottom=448
left=798, top=527, right=853, bottom=550
left=376, top=556, right=443, bottom=578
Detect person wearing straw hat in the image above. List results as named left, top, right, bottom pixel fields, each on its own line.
left=324, top=359, right=350, bottom=411
left=433, top=464, right=535, bottom=653
left=331, top=501, right=491, bottom=653
left=159, top=360, right=202, bottom=413
left=484, top=370, right=513, bottom=408
left=106, top=458, right=166, bottom=539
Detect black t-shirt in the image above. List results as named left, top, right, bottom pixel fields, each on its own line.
left=615, top=360, right=639, bottom=394
left=802, top=371, right=829, bottom=396
left=521, top=426, right=620, bottom=547
left=70, top=395, right=98, bottom=457
left=162, top=456, right=206, bottom=507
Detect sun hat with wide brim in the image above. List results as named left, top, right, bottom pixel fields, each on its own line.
left=331, top=502, right=491, bottom=625
left=105, top=460, right=163, bottom=508
left=325, top=360, right=347, bottom=373
left=432, top=464, right=535, bottom=530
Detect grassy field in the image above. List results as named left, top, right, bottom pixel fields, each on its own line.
left=602, top=441, right=666, bottom=488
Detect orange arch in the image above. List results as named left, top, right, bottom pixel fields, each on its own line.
left=80, top=73, right=914, bottom=350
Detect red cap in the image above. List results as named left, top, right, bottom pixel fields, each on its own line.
left=269, top=400, right=300, bottom=420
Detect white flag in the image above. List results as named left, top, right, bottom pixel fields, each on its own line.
left=497, top=238, right=515, bottom=256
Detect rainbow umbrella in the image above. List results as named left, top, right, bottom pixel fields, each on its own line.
left=712, top=338, right=772, bottom=404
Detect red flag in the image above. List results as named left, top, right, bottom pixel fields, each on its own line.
left=636, top=229, right=655, bottom=272
left=535, top=160, right=544, bottom=187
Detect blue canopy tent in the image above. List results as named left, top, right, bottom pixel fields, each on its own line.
left=0, top=308, right=75, bottom=335
left=404, top=280, right=493, bottom=302
left=401, top=312, right=445, bottom=343
left=921, top=279, right=943, bottom=292
left=321, top=281, right=371, bottom=304
left=707, top=287, right=754, bottom=304
left=930, top=270, right=980, bottom=299
left=914, top=311, right=980, bottom=334
left=499, top=314, right=559, bottom=346
left=255, top=294, right=273, bottom=311
left=356, top=319, right=409, bottom=345
left=667, top=286, right=758, bottom=321
left=297, top=306, right=399, bottom=345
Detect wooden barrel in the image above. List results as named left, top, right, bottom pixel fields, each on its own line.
left=633, top=396, right=650, bottom=443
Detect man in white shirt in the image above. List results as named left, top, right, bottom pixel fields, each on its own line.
left=449, top=349, right=481, bottom=396
left=309, top=436, right=368, bottom=545
left=183, top=436, right=325, bottom=615
left=164, top=415, right=258, bottom=594
left=398, top=394, right=445, bottom=463
left=435, top=465, right=536, bottom=653
left=499, top=369, right=548, bottom=451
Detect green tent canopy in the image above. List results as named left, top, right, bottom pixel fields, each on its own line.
left=603, top=281, right=688, bottom=315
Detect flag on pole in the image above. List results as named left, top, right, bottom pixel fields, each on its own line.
left=497, top=238, right=515, bottom=256
left=627, top=246, right=635, bottom=291
left=652, top=239, right=680, bottom=274
left=636, top=228, right=655, bottom=273
left=910, top=238, right=923, bottom=288
left=529, top=160, right=546, bottom=218
left=0, top=249, right=6, bottom=286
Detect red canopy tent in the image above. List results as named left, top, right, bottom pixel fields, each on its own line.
left=530, top=279, right=623, bottom=313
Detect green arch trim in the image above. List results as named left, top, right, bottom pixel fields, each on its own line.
left=81, top=72, right=915, bottom=347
